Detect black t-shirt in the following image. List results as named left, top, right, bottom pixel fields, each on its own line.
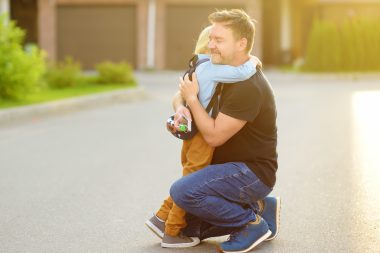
left=211, top=68, right=278, bottom=187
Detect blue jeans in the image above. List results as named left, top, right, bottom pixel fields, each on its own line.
left=170, top=162, right=272, bottom=238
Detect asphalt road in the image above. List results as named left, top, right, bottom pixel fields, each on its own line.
left=0, top=70, right=379, bottom=253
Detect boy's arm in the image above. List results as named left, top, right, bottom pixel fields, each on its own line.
left=210, top=55, right=260, bottom=83
left=172, top=91, right=184, bottom=112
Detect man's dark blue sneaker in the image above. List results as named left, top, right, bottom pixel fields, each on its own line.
left=258, top=196, right=281, bottom=241
left=217, top=215, right=271, bottom=253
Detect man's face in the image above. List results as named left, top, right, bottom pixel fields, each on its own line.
left=208, top=23, right=239, bottom=65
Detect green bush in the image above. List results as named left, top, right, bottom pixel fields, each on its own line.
left=45, top=57, right=82, bottom=88
left=303, top=17, right=380, bottom=72
left=0, top=15, right=46, bottom=100
left=95, top=61, right=135, bottom=85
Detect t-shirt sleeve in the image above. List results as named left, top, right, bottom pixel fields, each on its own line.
left=219, top=84, right=262, bottom=122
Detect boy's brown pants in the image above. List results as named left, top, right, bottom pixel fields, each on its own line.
left=156, top=132, right=214, bottom=236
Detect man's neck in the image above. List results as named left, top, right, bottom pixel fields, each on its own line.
left=229, top=54, right=250, bottom=66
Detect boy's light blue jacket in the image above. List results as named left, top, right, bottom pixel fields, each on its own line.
left=195, top=54, right=257, bottom=109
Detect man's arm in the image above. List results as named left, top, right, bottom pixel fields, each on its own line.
left=179, top=73, right=246, bottom=147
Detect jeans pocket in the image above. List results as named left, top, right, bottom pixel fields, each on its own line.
left=239, top=180, right=271, bottom=204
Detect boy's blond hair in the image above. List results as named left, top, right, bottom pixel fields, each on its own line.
left=208, top=9, right=256, bottom=54
left=194, top=26, right=212, bottom=54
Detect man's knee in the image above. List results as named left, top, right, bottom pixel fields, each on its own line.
left=169, top=178, right=195, bottom=209
left=169, top=178, right=185, bottom=205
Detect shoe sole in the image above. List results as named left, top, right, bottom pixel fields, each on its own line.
left=265, top=196, right=281, bottom=241
left=145, top=220, right=164, bottom=239
left=217, top=230, right=272, bottom=253
left=161, top=237, right=200, bottom=248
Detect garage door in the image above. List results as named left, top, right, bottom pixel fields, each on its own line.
left=165, top=5, right=243, bottom=70
left=57, top=5, right=136, bottom=69
left=10, top=0, right=38, bottom=45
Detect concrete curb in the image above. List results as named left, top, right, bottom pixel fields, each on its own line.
left=0, top=86, right=149, bottom=125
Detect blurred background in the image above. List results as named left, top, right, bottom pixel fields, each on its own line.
left=1, top=1, right=380, bottom=252
left=1, top=0, right=380, bottom=71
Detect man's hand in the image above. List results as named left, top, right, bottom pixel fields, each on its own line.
left=179, top=73, right=199, bottom=103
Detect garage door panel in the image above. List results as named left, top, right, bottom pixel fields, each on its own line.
left=57, top=5, right=136, bottom=69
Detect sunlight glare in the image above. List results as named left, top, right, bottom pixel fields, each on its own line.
left=352, top=91, right=380, bottom=222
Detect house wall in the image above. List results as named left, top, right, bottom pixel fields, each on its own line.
left=36, top=0, right=264, bottom=69
left=23, top=0, right=380, bottom=69
left=0, top=0, right=10, bottom=14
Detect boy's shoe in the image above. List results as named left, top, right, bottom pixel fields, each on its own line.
left=161, top=233, right=200, bottom=248
left=217, top=216, right=271, bottom=253
left=258, top=196, right=281, bottom=241
left=145, top=215, right=165, bottom=239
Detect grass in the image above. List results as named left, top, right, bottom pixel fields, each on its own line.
left=0, top=83, right=136, bottom=109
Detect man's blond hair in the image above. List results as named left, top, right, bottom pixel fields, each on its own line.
left=208, top=9, right=256, bottom=54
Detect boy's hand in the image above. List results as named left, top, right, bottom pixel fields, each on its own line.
left=173, top=105, right=191, bottom=130
left=166, top=105, right=192, bottom=133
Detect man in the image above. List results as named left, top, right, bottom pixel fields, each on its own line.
left=170, top=9, right=281, bottom=252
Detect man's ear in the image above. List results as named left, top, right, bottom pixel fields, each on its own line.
left=237, top=38, right=248, bottom=52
